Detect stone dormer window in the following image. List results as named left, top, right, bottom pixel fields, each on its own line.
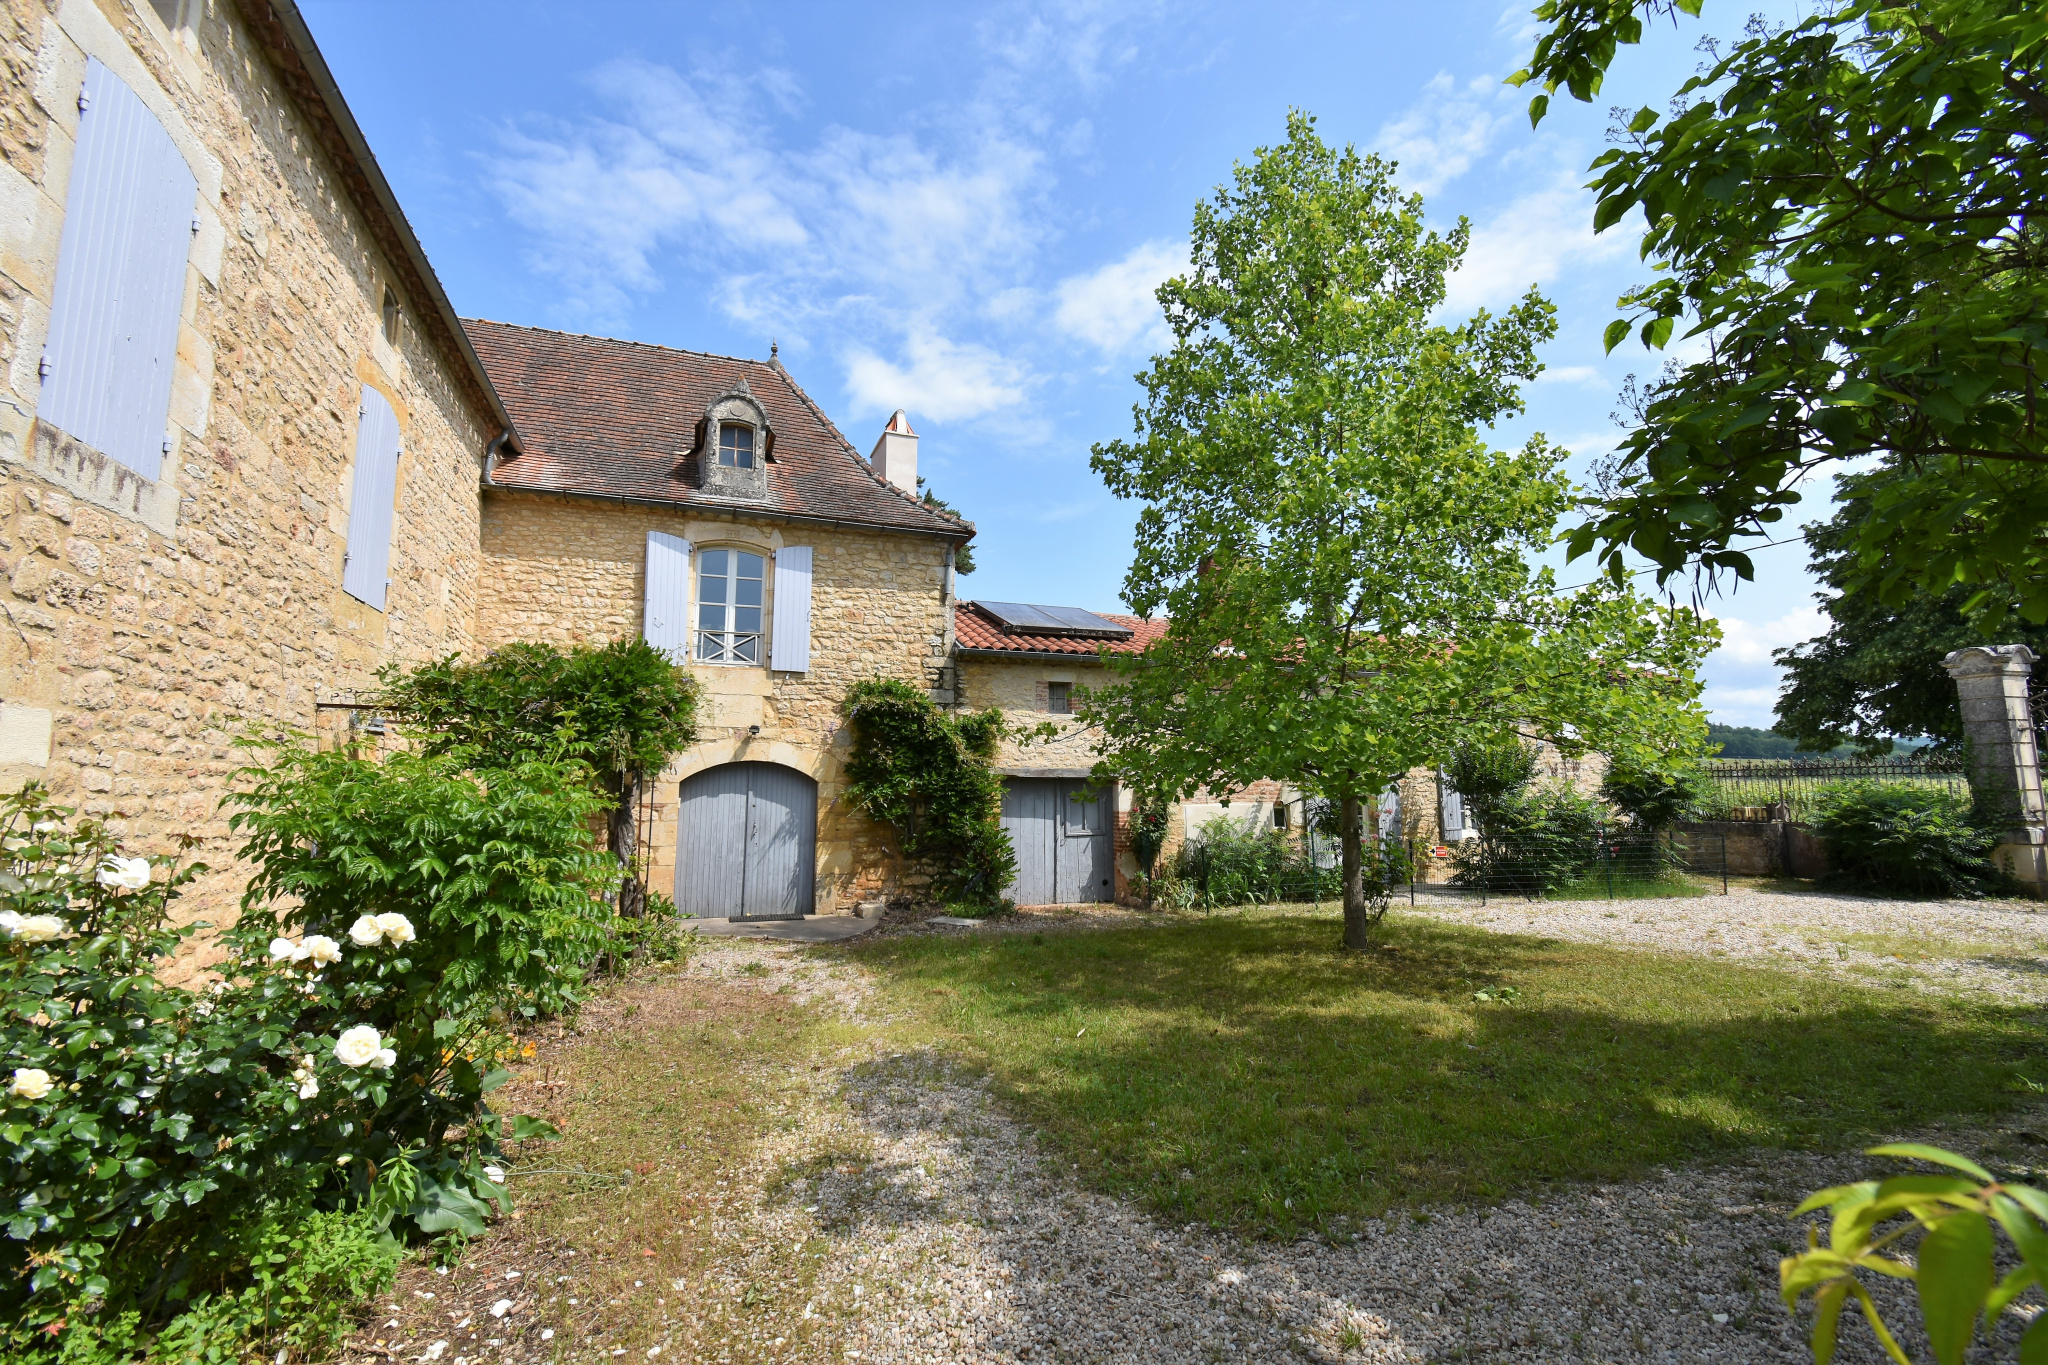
left=701, top=380, right=771, bottom=501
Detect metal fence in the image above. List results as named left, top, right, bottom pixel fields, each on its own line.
left=1167, top=823, right=1730, bottom=910
left=1695, top=754, right=1968, bottom=822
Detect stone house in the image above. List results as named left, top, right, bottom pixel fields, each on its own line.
left=0, top=0, right=516, bottom=908
left=462, top=320, right=973, bottom=918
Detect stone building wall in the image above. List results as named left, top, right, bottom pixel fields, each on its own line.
left=477, top=489, right=953, bottom=909
left=0, top=0, right=493, bottom=911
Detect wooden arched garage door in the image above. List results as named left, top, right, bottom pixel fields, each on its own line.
left=674, top=762, right=817, bottom=920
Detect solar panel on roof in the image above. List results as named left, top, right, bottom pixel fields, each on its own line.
left=972, top=601, right=1133, bottom=640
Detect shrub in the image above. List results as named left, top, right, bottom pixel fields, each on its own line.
left=1601, top=764, right=1707, bottom=830
left=1444, top=738, right=1541, bottom=827
left=377, top=638, right=701, bottom=913
left=1450, top=785, right=1606, bottom=895
left=1808, top=782, right=2001, bottom=898
left=841, top=679, right=1016, bottom=907
left=0, top=735, right=609, bottom=1357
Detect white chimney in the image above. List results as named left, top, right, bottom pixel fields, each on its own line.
left=870, top=409, right=919, bottom=494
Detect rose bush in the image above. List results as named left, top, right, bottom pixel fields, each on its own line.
left=0, top=732, right=617, bottom=1360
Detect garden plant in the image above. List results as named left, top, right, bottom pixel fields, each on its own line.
left=1808, top=782, right=2003, bottom=899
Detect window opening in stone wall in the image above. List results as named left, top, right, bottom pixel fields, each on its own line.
left=696, top=548, right=765, bottom=664
left=381, top=287, right=402, bottom=346
left=1047, top=681, right=1070, bottom=714
left=718, top=424, right=755, bottom=469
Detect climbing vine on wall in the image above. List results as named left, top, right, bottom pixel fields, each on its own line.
left=840, top=678, right=1015, bottom=908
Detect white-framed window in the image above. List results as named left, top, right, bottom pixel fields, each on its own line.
left=717, top=423, right=755, bottom=469
left=696, top=547, right=765, bottom=664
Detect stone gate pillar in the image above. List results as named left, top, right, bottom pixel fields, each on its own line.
left=1942, top=644, right=2047, bottom=893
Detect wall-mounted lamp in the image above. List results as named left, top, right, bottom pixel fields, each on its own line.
left=748, top=724, right=761, bottom=736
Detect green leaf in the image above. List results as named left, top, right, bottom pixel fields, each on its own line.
left=1641, top=316, right=1674, bottom=350
left=408, top=1174, right=492, bottom=1238
left=2022, top=1310, right=2048, bottom=1365
left=479, top=1068, right=513, bottom=1094
left=1628, top=106, right=1658, bottom=134
left=1917, top=1210, right=1994, bottom=1365
left=1602, top=319, right=1631, bottom=354
left=1811, top=1279, right=1849, bottom=1365
left=510, top=1114, right=561, bottom=1142
left=1867, top=1144, right=1993, bottom=1182
left=433, top=1017, right=460, bottom=1040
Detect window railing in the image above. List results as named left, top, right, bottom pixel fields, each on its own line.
left=695, top=630, right=761, bottom=665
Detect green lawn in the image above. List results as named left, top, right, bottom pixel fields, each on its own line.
left=850, top=908, right=2042, bottom=1238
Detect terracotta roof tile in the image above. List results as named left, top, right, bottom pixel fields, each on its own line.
left=954, top=602, right=1168, bottom=656
left=464, top=319, right=971, bottom=539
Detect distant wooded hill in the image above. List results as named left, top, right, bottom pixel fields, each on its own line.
left=1705, top=723, right=1926, bottom=759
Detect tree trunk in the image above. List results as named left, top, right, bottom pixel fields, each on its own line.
left=1339, top=792, right=1372, bottom=950
left=609, top=772, right=644, bottom=918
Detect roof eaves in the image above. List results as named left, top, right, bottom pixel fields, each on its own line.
left=767, top=356, right=972, bottom=540
left=240, top=0, right=521, bottom=448
left=482, top=483, right=976, bottom=542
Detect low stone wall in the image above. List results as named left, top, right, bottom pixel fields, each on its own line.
left=1675, top=820, right=1829, bottom=879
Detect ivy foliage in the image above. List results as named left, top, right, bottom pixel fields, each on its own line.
left=377, top=636, right=700, bottom=808
left=840, top=678, right=1015, bottom=908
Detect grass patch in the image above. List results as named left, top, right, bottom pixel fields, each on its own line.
left=1539, top=871, right=1710, bottom=901
left=849, top=908, right=2043, bottom=1239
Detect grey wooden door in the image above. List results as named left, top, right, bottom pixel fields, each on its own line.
left=674, top=762, right=816, bottom=920
left=1001, top=778, right=1113, bottom=905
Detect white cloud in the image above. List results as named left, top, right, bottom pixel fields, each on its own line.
left=1699, top=684, right=1786, bottom=727
left=1708, top=607, right=1827, bottom=667
left=844, top=334, right=1028, bottom=422
left=1443, top=171, right=1636, bottom=314
left=1539, top=364, right=1607, bottom=387
left=1052, top=239, right=1184, bottom=354
left=484, top=56, right=1054, bottom=418
left=1373, top=71, right=1515, bottom=199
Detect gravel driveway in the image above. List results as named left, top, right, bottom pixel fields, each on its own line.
left=1401, top=882, right=2048, bottom=1001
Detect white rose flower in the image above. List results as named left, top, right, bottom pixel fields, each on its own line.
left=9, top=1068, right=54, bottom=1100
left=483, top=1164, right=506, bottom=1184
left=333, top=1024, right=384, bottom=1068
left=31, top=820, right=57, bottom=834
left=373, top=912, right=416, bottom=944
left=268, top=937, right=297, bottom=961
left=96, top=856, right=152, bottom=891
left=0, top=911, right=22, bottom=936
left=373, top=1047, right=396, bottom=1070
left=301, top=935, right=342, bottom=967
left=347, top=915, right=385, bottom=947
left=13, top=916, right=67, bottom=943
left=297, top=1075, right=319, bottom=1100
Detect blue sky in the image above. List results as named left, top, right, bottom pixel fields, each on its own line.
left=303, top=0, right=1827, bottom=728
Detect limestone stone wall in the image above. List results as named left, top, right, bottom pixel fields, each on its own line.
left=477, top=490, right=953, bottom=908
left=954, top=653, right=1106, bottom=776
left=0, top=0, right=492, bottom=909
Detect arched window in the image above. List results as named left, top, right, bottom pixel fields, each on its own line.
left=696, top=547, right=765, bottom=664
left=718, top=423, right=755, bottom=469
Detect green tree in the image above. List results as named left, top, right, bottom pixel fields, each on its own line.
left=917, top=479, right=976, bottom=574
left=1774, top=470, right=2048, bottom=755
left=376, top=638, right=699, bottom=913
left=1084, top=113, right=1716, bottom=950
left=1513, top=1, right=2048, bottom=624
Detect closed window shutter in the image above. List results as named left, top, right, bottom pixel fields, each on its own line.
left=341, top=387, right=401, bottom=609
left=770, top=545, right=812, bottom=672
left=1438, top=772, right=1468, bottom=840
left=644, top=532, right=692, bottom=662
left=39, top=59, right=197, bottom=481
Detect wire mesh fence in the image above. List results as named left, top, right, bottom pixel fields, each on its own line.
left=1158, top=819, right=1729, bottom=911
left=1694, top=754, right=1968, bottom=822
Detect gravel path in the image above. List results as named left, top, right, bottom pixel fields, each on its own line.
left=352, top=902, right=2047, bottom=1365
left=1399, top=883, right=2048, bottom=1001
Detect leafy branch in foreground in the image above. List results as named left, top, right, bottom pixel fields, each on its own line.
left=1781, top=1143, right=2047, bottom=1363
left=1515, top=0, right=2048, bottom=624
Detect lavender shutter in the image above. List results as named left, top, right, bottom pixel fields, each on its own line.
left=643, top=532, right=691, bottom=662
left=769, top=545, right=812, bottom=672
left=39, top=59, right=197, bottom=481
left=341, top=388, right=400, bottom=609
